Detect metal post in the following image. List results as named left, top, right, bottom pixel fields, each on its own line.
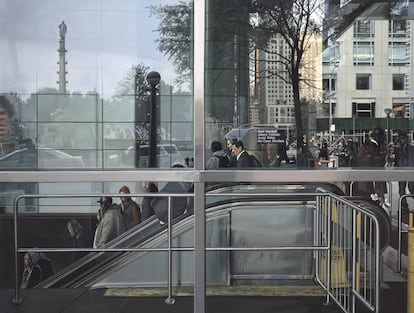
left=146, top=71, right=161, bottom=168
left=384, top=107, right=392, bottom=148
left=408, top=212, right=414, bottom=313
left=12, top=196, right=22, bottom=304
left=328, top=75, right=332, bottom=146
left=165, top=196, right=175, bottom=305
left=134, top=71, right=140, bottom=168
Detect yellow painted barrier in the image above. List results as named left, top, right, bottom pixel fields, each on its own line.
left=408, top=212, right=414, bottom=313
left=320, top=244, right=349, bottom=288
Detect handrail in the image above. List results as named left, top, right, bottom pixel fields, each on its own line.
left=11, top=187, right=385, bottom=313
left=397, top=193, right=414, bottom=273
left=12, top=190, right=328, bottom=303
left=12, top=192, right=192, bottom=305
left=315, top=187, right=381, bottom=313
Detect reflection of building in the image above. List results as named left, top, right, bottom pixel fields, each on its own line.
left=300, top=33, right=323, bottom=102
left=258, top=33, right=295, bottom=128
left=258, top=32, right=322, bottom=129
left=322, top=2, right=413, bottom=132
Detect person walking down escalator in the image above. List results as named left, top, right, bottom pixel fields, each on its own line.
left=141, top=181, right=159, bottom=221
left=118, top=185, right=141, bottom=229
left=94, top=196, right=126, bottom=248
left=67, top=219, right=91, bottom=262
left=20, top=251, right=54, bottom=289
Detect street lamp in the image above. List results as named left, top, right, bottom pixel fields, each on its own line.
left=146, top=71, right=161, bottom=168
left=384, top=107, right=392, bottom=146
left=328, top=61, right=338, bottom=147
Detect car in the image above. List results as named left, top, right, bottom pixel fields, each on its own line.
left=0, top=147, right=86, bottom=169
left=124, top=144, right=186, bottom=168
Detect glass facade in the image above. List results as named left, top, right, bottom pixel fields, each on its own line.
left=0, top=1, right=414, bottom=312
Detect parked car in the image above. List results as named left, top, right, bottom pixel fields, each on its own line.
left=124, top=144, right=186, bottom=168
left=0, top=147, right=85, bottom=169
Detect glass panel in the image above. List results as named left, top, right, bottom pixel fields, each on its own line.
left=0, top=0, right=194, bottom=170
left=389, top=42, right=407, bottom=65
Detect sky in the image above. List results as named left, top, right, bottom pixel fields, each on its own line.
left=0, top=0, right=185, bottom=98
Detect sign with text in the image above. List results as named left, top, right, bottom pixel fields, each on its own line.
left=256, top=129, right=285, bottom=144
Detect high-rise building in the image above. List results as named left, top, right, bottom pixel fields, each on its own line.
left=323, top=18, right=413, bottom=127
left=258, top=32, right=322, bottom=129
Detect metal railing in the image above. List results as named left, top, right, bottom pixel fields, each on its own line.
left=315, top=189, right=381, bottom=313
left=10, top=187, right=382, bottom=313
left=11, top=192, right=193, bottom=305
left=397, top=193, right=414, bottom=273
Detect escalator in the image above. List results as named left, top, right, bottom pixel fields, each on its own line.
left=38, top=182, right=390, bottom=289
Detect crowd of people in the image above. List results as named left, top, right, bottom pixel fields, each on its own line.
left=21, top=181, right=193, bottom=288
left=21, top=129, right=414, bottom=288
left=206, top=139, right=262, bottom=169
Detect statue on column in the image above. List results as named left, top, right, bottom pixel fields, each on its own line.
left=59, top=21, right=67, bottom=40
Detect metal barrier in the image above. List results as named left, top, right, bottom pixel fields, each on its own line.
left=11, top=188, right=382, bottom=313
left=397, top=193, right=414, bottom=273
left=11, top=192, right=193, bottom=305
left=315, top=188, right=381, bottom=313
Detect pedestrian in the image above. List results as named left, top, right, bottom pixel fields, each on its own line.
left=151, top=164, right=190, bottom=224
left=226, top=138, right=238, bottom=167
left=94, top=196, right=126, bottom=248
left=394, top=132, right=414, bottom=218
left=231, top=140, right=257, bottom=167
left=141, top=181, right=158, bottom=221
left=353, top=127, right=387, bottom=206
left=118, top=185, right=141, bottom=229
left=67, top=219, right=91, bottom=261
left=206, top=141, right=231, bottom=169
left=20, top=251, right=54, bottom=289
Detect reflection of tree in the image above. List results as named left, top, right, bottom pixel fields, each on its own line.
left=149, top=2, right=192, bottom=86
left=150, top=0, right=402, bottom=148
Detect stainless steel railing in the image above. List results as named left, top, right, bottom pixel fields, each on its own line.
left=397, top=193, right=414, bottom=273
left=11, top=188, right=383, bottom=313
left=315, top=188, right=381, bottom=313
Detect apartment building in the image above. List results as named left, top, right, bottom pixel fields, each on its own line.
left=323, top=18, right=413, bottom=130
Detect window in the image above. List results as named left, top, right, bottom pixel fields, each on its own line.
left=352, top=102, right=375, bottom=117
left=353, top=42, right=374, bottom=65
left=392, top=74, right=405, bottom=90
left=389, top=20, right=407, bottom=37
left=393, top=99, right=410, bottom=118
left=354, top=20, right=374, bottom=38
left=356, top=74, right=371, bottom=90
left=389, top=42, right=407, bottom=65
left=323, top=74, right=337, bottom=92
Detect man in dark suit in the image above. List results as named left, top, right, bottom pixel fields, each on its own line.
left=353, top=127, right=387, bottom=205
left=232, top=140, right=256, bottom=167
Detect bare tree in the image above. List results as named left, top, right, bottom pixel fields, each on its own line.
left=251, top=0, right=324, bottom=147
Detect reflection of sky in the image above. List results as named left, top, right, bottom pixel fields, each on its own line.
left=0, top=0, right=183, bottom=97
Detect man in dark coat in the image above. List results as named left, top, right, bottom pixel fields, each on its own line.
left=353, top=127, right=387, bottom=205
left=232, top=140, right=256, bottom=167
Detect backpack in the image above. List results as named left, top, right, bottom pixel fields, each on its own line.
left=250, top=155, right=262, bottom=167
left=215, top=154, right=231, bottom=168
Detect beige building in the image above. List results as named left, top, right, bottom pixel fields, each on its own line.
left=323, top=19, right=413, bottom=122
left=258, top=32, right=323, bottom=129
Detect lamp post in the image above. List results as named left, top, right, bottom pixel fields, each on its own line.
left=384, top=107, right=392, bottom=147
left=327, top=61, right=338, bottom=147
left=146, top=71, right=161, bottom=168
